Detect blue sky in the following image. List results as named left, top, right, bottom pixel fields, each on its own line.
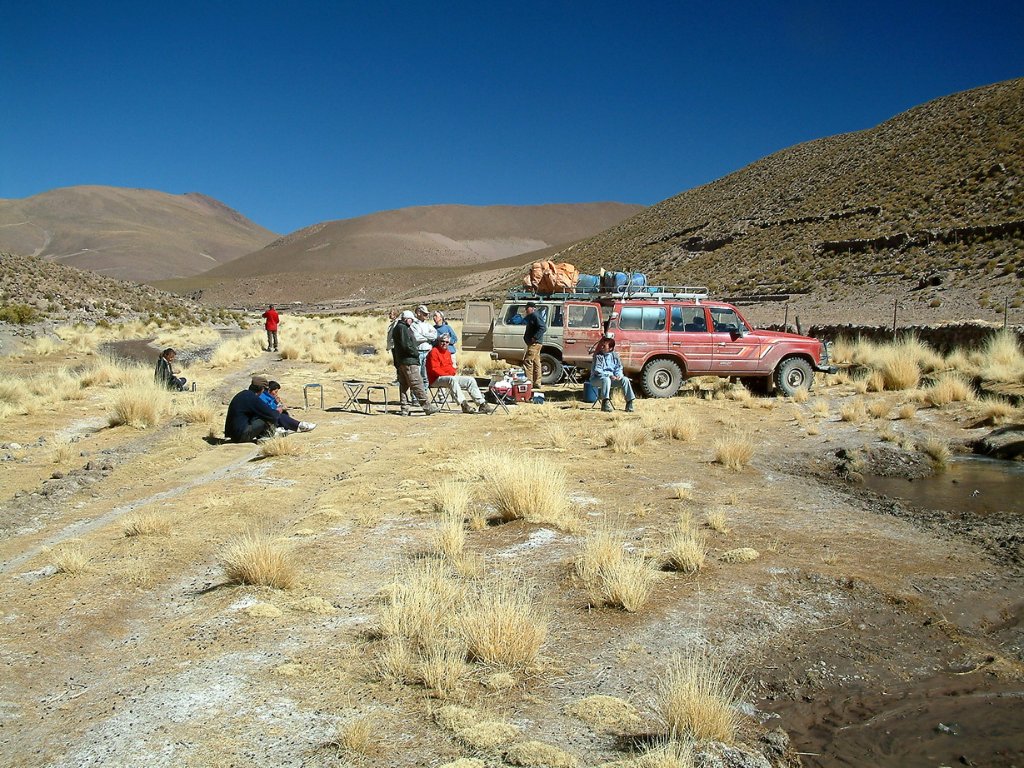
left=2, top=1, right=1022, bottom=235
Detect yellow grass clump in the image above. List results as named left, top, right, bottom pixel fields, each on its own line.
left=978, top=396, right=1018, bottom=424
left=664, top=520, right=707, bottom=574
left=576, top=522, right=656, bottom=612
left=650, top=412, right=699, bottom=441
left=712, top=433, right=754, bottom=470
left=659, top=647, right=745, bottom=743
left=921, top=437, right=950, bottom=469
left=122, top=512, right=172, bottom=537
left=220, top=531, right=297, bottom=589
left=867, top=399, right=891, bottom=419
left=719, top=547, right=760, bottom=564
left=504, top=741, right=578, bottom=767
left=925, top=373, right=976, bottom=406
left=108, top=381, right=171, bottom=428
left=897, top=403, right=917, bottom=420
left=482, top=453, right=579, bottom=531
left=209, top=332, right=264, bottom=367
left=434, top=508, right=467, bottom=560
left=568, top=695, right=643, bottom=734
left=175, top=392, right=218, bottom=424
left=257, top=436, right=304, bottom=458
left=51, top=541, right=89, bottom=575
left=330, top=714, right=378, bottom=756
left=461, top=579, right=547, bottom=668
left=604, top=422, right=650, bottom=454
left=839, top=399, right=867, bottom=423
left=378, top=561, right=465, bottom=649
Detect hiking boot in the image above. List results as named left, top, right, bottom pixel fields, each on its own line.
left=461, top=401, right=477, bottom=414
left=298, top=421, right=317, bottom=432
left=424, top=406, right=440, bottom=416
left=625, top=400, right=635, bottom=413
left=477, top=402, right=497, bottom=414
left=601, top=399, right=613, bottom=413
left=399, top=408, right=411, bottom=417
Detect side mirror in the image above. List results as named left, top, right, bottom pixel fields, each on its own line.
left=730, top=328, right=747, bottom=340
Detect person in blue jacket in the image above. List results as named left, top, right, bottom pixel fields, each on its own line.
left=259, top=381, right=316, bottom=433
left=224, top=376, right=283, bottom=442
left=590, top=334, right=636, bottom=413
left=432, top=311, right=459, bottom=367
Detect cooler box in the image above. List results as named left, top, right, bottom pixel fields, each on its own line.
left=490, top=380, right=533, bottom=404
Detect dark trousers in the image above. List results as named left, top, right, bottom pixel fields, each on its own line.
left=276, top=410, right=301, bottom=431
left=231, top=418, right=273, bottom=443
left=266, top=329, right=278, bottom=351
left=397, top=364, right=430, bottom=411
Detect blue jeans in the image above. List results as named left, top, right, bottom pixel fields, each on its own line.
left=592, top=375, right=635, bottom=401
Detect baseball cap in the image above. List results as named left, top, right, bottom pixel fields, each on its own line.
left=251, top=375, right=270, bottom=388
left=400, top=310, right=415, bottom=320
left=416, top=304, right=429, bottom=314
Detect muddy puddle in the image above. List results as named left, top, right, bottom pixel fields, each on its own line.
left=100, top=338, right=158, bottom=365
left=863, top=456, right=1024, bottom=516
left=769, top=675, right=1024, bottom=767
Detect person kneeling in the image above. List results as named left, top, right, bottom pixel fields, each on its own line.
left=590, top=334, right=636, bottom=413
left=260, top=380, right=316, bottom=433
left=425, top=335, right=496, bottom=414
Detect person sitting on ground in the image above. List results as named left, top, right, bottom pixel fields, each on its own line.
left=425, top=335, right=496, bottom=414
left=224, top=375, right=284, bottom=442
left=391, top=310, right=438, bottom=416
left=259, top=380, right=316, bottom=433
left=154, top=348, right=187, bottom=391
left=590, top=333, right=636, bottom=413
left=432, top=311, right=459, bottom=367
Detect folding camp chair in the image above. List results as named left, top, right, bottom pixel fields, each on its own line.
left=430, top=386, right=459, bottom=413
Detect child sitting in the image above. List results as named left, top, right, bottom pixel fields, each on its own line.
left=259, top=381, right=316, bottom=432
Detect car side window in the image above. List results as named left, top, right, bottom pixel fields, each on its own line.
left=566, top=304, right=599, bottom=329
left=619, top=306, right=666, bottom=331
left=710, top=307, right=743, bottom=333
left=672, top=306, right=707, bottom=333
left=551, top=305, right=564, bottom=327
left=504, top=305, right=525, bottom=325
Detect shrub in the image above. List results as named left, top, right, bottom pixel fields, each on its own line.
left=0, top=303, right=40, bottom=324
left=109, top=382, right=170, bottom=429
left=659, top=647, right=745, bottom=743
left=220, top=531, right=297, bottom=589
left=483, top=454, right=579, bottom=531
left=664, top=521, right=707, bottom=574
left=713, top=433, right=754, bottom=469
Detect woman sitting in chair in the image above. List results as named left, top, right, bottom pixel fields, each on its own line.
left=590, top=334, right=636, bottom=413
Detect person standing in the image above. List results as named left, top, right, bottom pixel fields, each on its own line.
left=412, top=304, right=438, bottom=385
left=262, top=304, right=280, bottom=352
left=432, top=311, right=459, bottom=368
left=522, top=301, right=546, bottom=391
left=392, top=310, right=438, bottom=416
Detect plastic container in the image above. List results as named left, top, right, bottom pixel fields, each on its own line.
left=531, top=392, right=545, bottom=405
left=577, top=273, right=601, bottom=289
left=582, top=381, right=599, bottom=403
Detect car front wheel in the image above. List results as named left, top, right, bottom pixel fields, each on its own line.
left=641, top=359, right=683, bottom=398
left=540, top=353, right=564, bottom=385
left=773, top=358, right=814, bottom=396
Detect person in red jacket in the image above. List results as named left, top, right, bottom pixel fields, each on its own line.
left=425, top=335, right=495, bottom=414
left=262, top=304, right=280, bottom=352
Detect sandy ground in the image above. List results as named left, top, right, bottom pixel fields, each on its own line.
left=1, top=340, right=1022, bottom=767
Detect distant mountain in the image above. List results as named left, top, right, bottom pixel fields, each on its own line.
left=552, top=79, right=1023, bottom=323
left=0, top=186, right=278, bottom=282
left=204, top=202, right=643, bottom=278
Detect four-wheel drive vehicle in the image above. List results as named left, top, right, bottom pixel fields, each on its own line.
left=463, top=287, right=836, bottom=396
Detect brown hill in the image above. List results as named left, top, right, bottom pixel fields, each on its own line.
left=539, top=78, right=1024, bottom=326
left=0, top=186, right=277, bottom=282
left=160, top=202, right=642, bottom=305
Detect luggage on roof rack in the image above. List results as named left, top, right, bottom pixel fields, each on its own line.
left=507, top=285, right=710, bottom=302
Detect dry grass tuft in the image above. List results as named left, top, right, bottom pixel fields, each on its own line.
left=482, top=453, right=579, bottom=531
left=671, top=483, right=694, bottom=501
left=220, top=531, right=297, bottom=589
left=50, top=438, right=76, bottom=465
left=664, top=520, right=707, bottom=574
left=457, top=721, right=521, bottom=750
left=175, top=393, right=218, bottom=425
left=576, top=523, right=656, bottom=612
left=420, top=644, right=471, bottom=697
left=719, top=547, right=759, bottom=564
left=978, top=396, right=1018, bottom=424
left=712, top=433, right=754, bottom=470
left=378, top=561, right=464, bottom=649
left=122, top=512, right=172, bottom=537
left=257, top=436, right=303, bottom=458
left=653, top=412, right=699, bottom=441
left=897, top=402, right=917, bottom=420
left=839, top=399, right=867, bottom=423
left=604, top=422, right=650, bottom=454
left=568, top=695, right=643, bottom=734
left=330, top=714, right=378, bottom=756
left=631, top=741, right=696, bottom=768
left=108, top=382, right=170, bottom=429
left=921, top=437, right=950, bottom=469
left=504, top=740, right=578, bottom=767
left=52, top=541, right=89, bottom=574
left=867, top=399, right=891, bottom=419
left=704, top=510, right=729, bottom=533
left=376, top=638, right=418, bottom=684
left=810, top=399, right=830, bottom=418
left=659, top=647, right=745, bottom=743
left=925, top=373, right=976, bottom=406
left=461, top=579, right=547, bottom=667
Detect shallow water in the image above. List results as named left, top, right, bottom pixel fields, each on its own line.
left=863, top=456, right=1024, bottom=515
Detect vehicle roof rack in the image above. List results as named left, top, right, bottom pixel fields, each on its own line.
left=507, top=285, right=710, bottom=303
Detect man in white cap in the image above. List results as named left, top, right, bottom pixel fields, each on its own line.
left=412, top=304, right=438, bottom=385
left=391, top=310, right=438, bottom=416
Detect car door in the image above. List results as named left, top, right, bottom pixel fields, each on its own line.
left=709, top=306, right=761, bottom=372
left=462, top=301, right=494, bottom=352
left=616, top=304, right=668, bottom=372
left=561, top=302, right=603, bottom=366
left=668, top=305, right=714, bottom=374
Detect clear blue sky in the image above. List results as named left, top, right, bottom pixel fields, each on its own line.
left=2, top=1, right=1022, bottom=235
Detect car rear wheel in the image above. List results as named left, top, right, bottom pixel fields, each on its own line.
left=773, top=357, right=814, bottom=396
left=540, top=353, right=564, bottom=385
left=641, top=359, right=683, bottom=398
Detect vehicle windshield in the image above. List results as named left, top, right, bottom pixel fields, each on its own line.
left=708, top=307, right=748, bottom=333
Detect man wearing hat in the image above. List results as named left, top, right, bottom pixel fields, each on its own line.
left=522, top=302, right=546, bottom=391
left=224, top=375, right=284, bottom=442
left=391, top=310, right=439, bottom=416
left=412, top=304, right=438, bottom=385
left=590, top=333, right=636, bottom=413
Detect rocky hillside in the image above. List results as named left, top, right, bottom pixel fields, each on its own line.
left=0, top=252, right=224, bottom=325
left=0, top=186, right=277, bottom=282
left=551, top=79, right=1024, bottom=324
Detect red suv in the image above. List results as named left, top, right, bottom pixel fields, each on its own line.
left=464, top=287, right=835, bottom=397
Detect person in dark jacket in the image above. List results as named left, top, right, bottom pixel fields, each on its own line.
left=224, top=376, right=282, bottom=442
left=391, top=310, right=438, bottom=416
left=154, top=348, right=187, bottom=391
left=522, top=302, right=546, bottom=391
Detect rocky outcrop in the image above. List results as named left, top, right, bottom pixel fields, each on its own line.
left=972, top=425, right=1024, bottom=460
